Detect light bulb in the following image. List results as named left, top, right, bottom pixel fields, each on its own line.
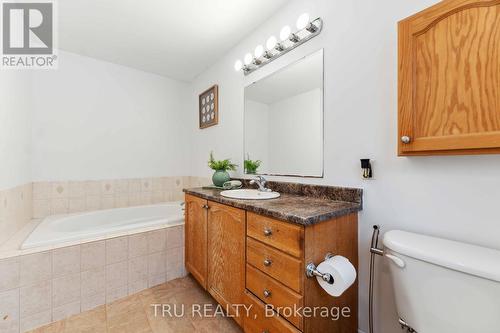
left=266, top=36, right=277, bottom=50
left=296, top=13, right=310, bottom=30
left=234, top=60, right=243, bottom=71
left=243, top=53, right=253, bottom=65
left=254, top=45, right=264, bottom=58
left=279, top=25, right=291, bottom=41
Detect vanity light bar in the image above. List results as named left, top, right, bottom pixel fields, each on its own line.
left=234, top=14, right=323, bottom=76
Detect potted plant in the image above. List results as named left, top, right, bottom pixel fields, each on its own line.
left=244, top=154, right=261, bottom=174
left=208, top=151, right=237, bottom=187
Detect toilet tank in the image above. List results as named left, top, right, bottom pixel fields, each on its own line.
left=383, top=230, right=500, bottom=333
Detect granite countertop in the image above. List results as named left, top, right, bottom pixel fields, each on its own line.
left=183, top=182, right=362, bottom=226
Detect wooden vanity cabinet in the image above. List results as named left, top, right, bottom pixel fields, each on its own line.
left=184, top=195, right=246, bottom=324
left=398, top=0, right=500, bottom=156
left=184, top=194, right=208, bottom=288
left=185, top=194, right=359, bottom=333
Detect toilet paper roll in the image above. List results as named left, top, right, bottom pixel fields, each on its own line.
left=316, top=255, right=357, bottom=297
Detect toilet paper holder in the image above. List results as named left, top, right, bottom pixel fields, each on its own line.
left=305, top=253, right=335, bottom=284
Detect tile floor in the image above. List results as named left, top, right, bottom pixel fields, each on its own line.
left=27, top=276, right=242, bottom=333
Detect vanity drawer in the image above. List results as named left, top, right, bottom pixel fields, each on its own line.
left=243, top=291, right=301, bottom=333
left=247, top=212, right=303, bottom=258
left=246, top=264, right=303, bottom=330
left=246, top=237, right=302, bottom=293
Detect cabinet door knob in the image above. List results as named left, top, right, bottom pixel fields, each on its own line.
left=401, top=136, right=411, bottom=144
left=263, top=289, right=272, bottom=298
left=263, top=228, right=272, bottom=236
left=202, top=204, right=209, bottom=210
left=263, top=259, right=272, bottom=266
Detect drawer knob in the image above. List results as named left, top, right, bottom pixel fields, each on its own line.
left=202, top=204, right=209, bottom=210
left=263, top=259, right=272, bottom=266
left=262, top=331, right=269, bottom=333
left=263, top=289, right=272, bottom=298
left=263, top=228, right=272, bottom=236
left=401, top=135, right=411, bottom=144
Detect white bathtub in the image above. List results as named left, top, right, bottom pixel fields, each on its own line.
left=22, top=202, right=184, bottom=249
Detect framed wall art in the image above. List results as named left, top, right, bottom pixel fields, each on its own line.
left=199, top=85, right=218, bottom=129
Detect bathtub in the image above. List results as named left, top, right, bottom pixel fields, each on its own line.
left=22, top=202, right=184, bottom=249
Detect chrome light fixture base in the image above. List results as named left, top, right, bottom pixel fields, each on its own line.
left=242, top=17, right=323, bottom=76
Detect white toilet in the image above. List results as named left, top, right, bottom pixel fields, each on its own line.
left=383, top=230, right=500, bottom=333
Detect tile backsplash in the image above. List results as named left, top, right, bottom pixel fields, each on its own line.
left=1, top=176, right=211, bottom=247
left=0, top=184, right=33, bottom=245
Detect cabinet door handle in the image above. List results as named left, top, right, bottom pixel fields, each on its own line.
left=202, top=204, right=209, bottom=210
left=401, top=136, right=411, bottom=144
left=263, top=289, right=272, bottom=298
left=263, top=228, right=272, bottom=236
left=263, top=259, right=272, bottom=266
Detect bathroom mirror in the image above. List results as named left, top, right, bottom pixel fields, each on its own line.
left=244, top=49, right=323, bottom=177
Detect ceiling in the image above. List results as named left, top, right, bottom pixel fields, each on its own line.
left=58, top=0, right=288, bottom=81
left=245, top=49, right=323, bottom=104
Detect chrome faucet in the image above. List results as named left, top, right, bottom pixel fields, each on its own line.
left=249, top=176, right=272, bottom=192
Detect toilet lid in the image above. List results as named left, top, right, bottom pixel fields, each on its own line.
left=383, top=230, right=500, bottom=283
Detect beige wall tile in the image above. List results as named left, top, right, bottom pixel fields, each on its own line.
left=68, top=181, right=85, bottom=198
left=69, top=198, right=86, bottom=213
left=101, top=180, right=115, bottom=196
left=52, top=300, right=80, bottom=321
left=52, top=245, right=80, bottom=278
left=81, top=241, right=105, bottom=271
left=52, top=273, right=80, bottom=307
left=33, top=182, right=50, bottom=200
left=148, top=274, right=166, bottom=288
left=141, top=178, right=152, bottom=192
left=106, top=261, right=128, bottom=290
left=128, top=179, right=141, bottom=193
left=81, top=267, right=105, bottom=297
left=162, top=177, right=173, bottom=190
left=0, top=257, right=19, bottom=292
left=33, top=199, right=50, bottom=219
left=163, top=191, right=173, bottom=202
left=85, top=181, right=101, bottom=197
left=114, top=180, right=129, bottom=195
left=172, top=191, right=184, bottom=201
left=101, top=196, right=115, bottom=209
left=20, top=251, right=52, bottom=286
left=128, top=279, right=148, bottom=295
left=114, top=195, right=129, bottom=208
left=85, top=196, right=101, bottom=211
left=128, top=193, right=141, bottom=206
left=148, top=252, right=166, bottom=278
left=151, top=178, right=163, bottom=192
left=51, top=182, right=68, bottom=199
left=0, top=289, right=19, bottom=333
left=151, top=191, right=164, bottom=204
left=50, top=198, right=68, bottom=215
left=20, top=280, right=52, bottom=317
left=147, top=230, right=166, bottom=254
left=106, top=237, right=128, bottom=264
left=20, top=310, right=51, bottom=332
left=128, top=233, right=148, bottom=258
left=128, top=257, right=148, bottom=283
left=81, top=292, right=105, bottom=312
left=140, top=192, right=152, bottom=205
left=105, top=285, right=128, bottom=303
left=166, top=225, right=183, bottom=250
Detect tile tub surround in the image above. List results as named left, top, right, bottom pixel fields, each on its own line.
left=32, top=176, right=211, bottom=219
left=0, top=184, right=33, bottom=245
left=0, top=225, right=186, bottom=333
left=184, top=181, right=362, bottom=225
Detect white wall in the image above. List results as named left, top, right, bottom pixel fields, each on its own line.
left=187, top=1, right=500, bottom=332
left=267, top=88, right=322, bottom=176
left=31, top=51, right=190, bottom=181
left=0, top=71, right=33, bottom=190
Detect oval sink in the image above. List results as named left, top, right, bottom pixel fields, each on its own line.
left=220, top=189, right=280, bottom=200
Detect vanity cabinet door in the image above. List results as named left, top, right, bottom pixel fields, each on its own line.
left=185, top=194, right=208, bottom=289
left=398, top=0, right=500, bottom=156
left=207, top=201, right=246, bottom=325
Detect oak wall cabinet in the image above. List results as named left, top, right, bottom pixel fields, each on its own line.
left=398, top=0, right=500, bottom=156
